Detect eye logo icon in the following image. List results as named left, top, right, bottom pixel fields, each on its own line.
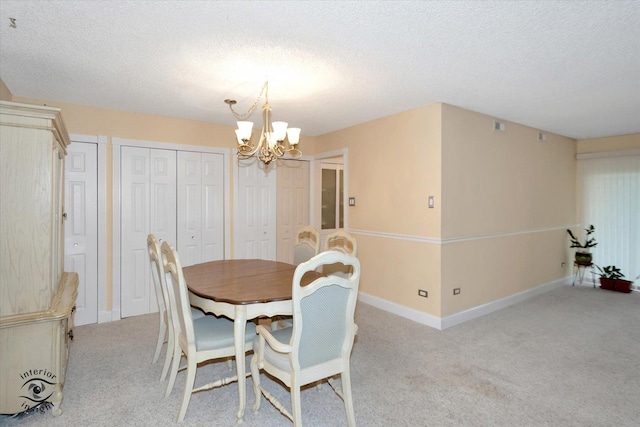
left=21, top=378, right=55, bottom=405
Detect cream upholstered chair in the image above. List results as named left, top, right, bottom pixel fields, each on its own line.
left=273, top=226, right=321, bottom=330
left=293, top=225, right=320, bottom=266
left=323, top=230, right=358, bottom=278
left=147, top=234, right=204, bottom=382
left=250, top=251, right=360, bottom=426
left=161, top=241, right=256, bottom=422
left=324, top=230, right=357, bottom=256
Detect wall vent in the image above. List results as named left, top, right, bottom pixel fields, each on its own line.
left=493, top=120, right=506, bottom=132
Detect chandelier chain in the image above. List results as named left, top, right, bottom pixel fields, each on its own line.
left=228, top=81, right=269, bottom=120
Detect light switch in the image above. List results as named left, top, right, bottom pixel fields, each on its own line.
left=349, top=197, right=356, bottom=206
left=428, top=196, right=435, bottom=208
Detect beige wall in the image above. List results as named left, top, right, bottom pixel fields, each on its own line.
left=0, top=79, right=13, bottom=101
left=316, top=104, right=443, bottom=316
left=317, top=103, right=578, bottom=318
left=577, top=133, right=640, bottom=154
left=440, top=105, right=576, bottom=315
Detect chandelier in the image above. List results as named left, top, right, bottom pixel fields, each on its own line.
left=224, top=81, right=302, bottom=166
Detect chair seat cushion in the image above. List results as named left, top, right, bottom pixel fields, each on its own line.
left=194, top=315, right=256, bottom=351
left=190, top=307, right=205, bottom=319
left=256, top=326, right=293, bottom=372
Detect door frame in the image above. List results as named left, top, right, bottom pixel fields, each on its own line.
left=68, top=134, right=109, bottom=323
left=112, top=137, right=231, bottom=321
left=311, top=148, right=349, bottom=238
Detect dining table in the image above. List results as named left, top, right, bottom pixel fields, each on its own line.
left=183, top=258, right=321, bottom=424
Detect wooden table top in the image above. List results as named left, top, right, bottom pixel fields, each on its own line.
left=183, top=259, right=320, bottom=305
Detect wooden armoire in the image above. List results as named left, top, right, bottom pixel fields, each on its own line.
left=0, top=101, right=78, bottom=416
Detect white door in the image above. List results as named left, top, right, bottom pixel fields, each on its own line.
left=177, top=151, right=225, bottom=267
left=121, top=147, right=176, bottom=318
left=235, top=159, right=277, bottom=260
left=276, top=160, right=310, bottom=263
left=64, top=142, right=98, bottom=326
left=319, top=162, right=344, bottom=246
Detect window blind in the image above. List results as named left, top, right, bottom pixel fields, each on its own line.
left=579, top=152, right=640, bottom=290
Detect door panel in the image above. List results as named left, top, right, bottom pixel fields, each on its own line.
left=120, top=146, right=150, bottom=317
left=319, top=162, right=344, bottom=246
left=149, top=149, right=177, bottom=314
left=177, top=151, right=224, bottom=267
left=235, top=159, right=276, bottom=260
left=201, top=153, right=225, bottom=262
left=276, top=160, right=310, bottom=263
left=121, top=147, right=176, bottom=317
left=64, top=142, right=98, bottom=326
left=177, top=151, right=202, bottom=267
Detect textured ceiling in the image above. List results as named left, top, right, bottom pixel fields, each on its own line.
left=1, top=0, right=639, bottom=139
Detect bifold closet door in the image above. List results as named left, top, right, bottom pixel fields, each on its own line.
left=235, top=159, right=277, bottom=260
left=276, top=160, right=310, bottom=264
left=120, top=147, right=176, bottom=318
left=177, top=151, right=225, bottom=267
left=64, top=142, right=98, bottom=326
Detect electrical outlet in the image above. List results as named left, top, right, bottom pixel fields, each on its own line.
left=453, top=288, right=461, bottom=295
left=418, top=289, right=428, bottom=298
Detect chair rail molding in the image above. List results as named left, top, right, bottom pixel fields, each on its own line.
left=350, top=225, right=575, bottom=245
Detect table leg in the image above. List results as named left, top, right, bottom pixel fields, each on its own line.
left=234, top=306, right=248, bottom=424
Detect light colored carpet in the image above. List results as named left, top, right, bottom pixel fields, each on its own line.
left=2, top=284, right=639, bottom=426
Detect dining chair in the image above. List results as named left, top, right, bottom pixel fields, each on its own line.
left=161, top=241, right=256, bottom=422
left=147, top=234, right=204, bottom=382
left=250, top=250, right=361, bottom=427
left=293, top=225, right=320, bottom=266
left=273, top=225, right=321, bottom=330
left=323, top=230, right=358, bottom=278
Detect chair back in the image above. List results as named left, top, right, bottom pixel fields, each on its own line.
left=324, top=230, right=357, bottom=256
left=147, top=234, right=168, bottom=315
left=161, top=241, right=196, bottom=352
left=290, top=251, right=360, bottom=370
left=293, top=225, right=320, bottom=266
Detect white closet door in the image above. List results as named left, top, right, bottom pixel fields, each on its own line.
left=64, top=142, right=98, bottom=326
left=276, top=160, right=310, bottom=263
left=121, top=147, right=176, bottom=318
left=120, top=146, right=150, bottom=318
left=177, top=151, right=202, bottom=267
left=201, top=153, right=225, bottom=262
left=235, top=159, right=276, bottom=260
left=177, top=152, right=225, bottom=267
left=150, top=150, right=177, bottom=247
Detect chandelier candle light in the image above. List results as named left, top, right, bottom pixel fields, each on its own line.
left=224, top=81, right=302, bottom=166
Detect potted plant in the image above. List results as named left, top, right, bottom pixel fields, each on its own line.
left=566, top=225, right=597, bottom=264
left=596, top=265, right=633, bottom=293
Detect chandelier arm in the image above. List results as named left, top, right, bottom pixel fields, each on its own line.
left=227, top=81, right=270, bottom=120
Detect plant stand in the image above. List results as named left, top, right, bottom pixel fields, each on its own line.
left=572, top=261, right=596, bottom=287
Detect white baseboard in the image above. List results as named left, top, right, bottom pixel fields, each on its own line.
left=440, top=276, right=569, bottom=329
left=358, top=292, right=443, bottom=330
left=358, top=276, right=571, bottom=331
